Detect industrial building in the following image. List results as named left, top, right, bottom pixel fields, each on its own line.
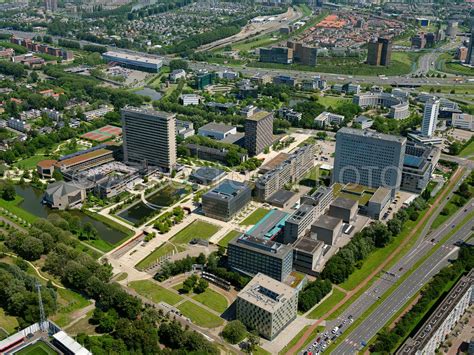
left=228, top=235, right=293, bottom=282
left=202, top=179, right=251, bottom=221
left=255, top=145, right=315, bottom=201
left=333, top=128, right=406, bottom=196
left=244, top=111, right=274, bottom=156
left=236, top=273, right=298, bottom=340
left=397, top=270, right=474, bottom=355
left=121, top=107, right=177, bottom=172
left=102, top=51, right=162, bottom=72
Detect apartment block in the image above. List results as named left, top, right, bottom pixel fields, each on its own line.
left=236, top=273, right=298, bottom=340
left=121, top=107, right=176, bottom=172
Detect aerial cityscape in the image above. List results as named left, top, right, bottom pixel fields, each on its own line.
left=0, top=0, right=473, bottom=354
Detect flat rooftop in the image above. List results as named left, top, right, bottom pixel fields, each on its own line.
left=190, top=167, right=225, bottom=181
left=199, top=122, right=236, bottom=134
left=338, top=127, right=407, bottom=144
left=260, top=152, right=290, bottom=174
left=237, top=272, right=297, bottom=313
left=331, top=197, right=358, bottom=210
left=312, top=214, right=343, bottom=230
left=246, top=209, right=289, bottom=240
left=287, top=204, right=315, bottom=224
left=293, top=237, right=324, bottom=254
left=103, top=51, right=162, bottom=65
left=204, top=179, right=249, bottom=201
left=230, top=234, right=292, bottom=258
left=247, top=110, right=272, bottom=121
left=121, top=106, right=175, bottom=120
left=55, top=148, right=112, bottom=169
left=369, top=187, right=391, bottom=204
left=266, top=189, right=296, bottom=206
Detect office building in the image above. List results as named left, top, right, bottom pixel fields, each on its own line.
left=367, top=38, right=392, bottom=66
left=121, top=107, right=176, bottom=172
left=314, top=111, right=345, bottom=128
left=43, top=181, right=86, bottom=210
left=266, top=189, right=298, bottom=209
left=332, top=83, right=361, bottom=95
left=466, top=26, right=474, bottom=66
left=45, top=0, right=57, bottom=11
left=179, top=94, right=200, bottom=106
left=355, top=115, right=374, bottom=129
left=236, top=273, right=298, bottom=340
left=401, top=142, right=440, bottom=194
left=278, top=107, right=302, bottom=123
left=366, top=187, right=391, bottom=220
left=245, top=111, right=274, bottom=156
left=451, top=113, right=474, bottom=131
left=273, top=75, right=297, bottom=87
left=36, top=159, right=58, bottom=179
left=255, top=145, right=314, bottom=201
left=202, top=179, right=251, bottom=221
left=333, top=128, right=406, bottom=196
left=287, top=41, right=318, bottom=66
left=311, top=215, right=343, bottom=246
left=353, top=92, right=410, bottom=120
left=195, top=71, right=214, bottom=90
left=169, top=69, right=186, bottom=81
left=328, top=197, right=358, bottom=223
left=397, top=270, right=474, bottom=355
left=292, top=237, right=325, bottom=275
left=228, top=235, right=293, bottom=282
left=421, top=99, right=440, bottom=137
left=245, top=209, right=289, bottom=241
left=411, top=34, right=426, bottom=49
left=54, top=147, right=114, bottom=173
left=259, top=47, right=293, bottom=64
left=284, top=204, right=316, bottom=244
left=102, top=52, right=162, bottom=73
left=303, top=75, right=327, bottom=91
left=175, top=119, right=195, bottom=139
left=186, top=144, right=247, bottom=165
left=189, top=167, right=225, bottom=186
left=198, top=123, right=237, bottom=140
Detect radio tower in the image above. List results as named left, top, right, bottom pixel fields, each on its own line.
left=36, top=283, right=46, bottom=332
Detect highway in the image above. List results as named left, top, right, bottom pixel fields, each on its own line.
left=301, top=168, right=472, bottom=354
left=333, top=200, right=474, bottom=353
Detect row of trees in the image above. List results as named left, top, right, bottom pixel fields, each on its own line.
left=154, top=254, right=205, bottom=281
left=321, top=196, right=429, bottom=284
left=298, top=279, right=333, bottom=312
left=371, top=245, right=474, bottom=352
left=178, top=274, right=209, bottom=294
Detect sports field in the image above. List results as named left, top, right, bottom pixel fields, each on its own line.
left=16, top=341, right=58, bottom=355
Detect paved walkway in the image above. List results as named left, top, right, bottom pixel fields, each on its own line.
left=287, top=167, right=465, bottom=354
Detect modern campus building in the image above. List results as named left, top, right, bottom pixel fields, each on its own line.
left=292, top=237, right=325, bottom=275
left=259, top=47, right=293, bottom=64
left=367, top=37, right=392, bottom=66
left=36, top=159, right=58, bottom=179
left=236, top=273, right=298, bottom=340
left=244, top=111, right=274, bottom=156
left=201, top=179, right=251, bottom=221
left=195, top=71, right=215, bottom=90
left=451, top=113, right=474, bottom=131
left=401, top=142, right=440, bottom=194
left=421, top=99, right=440, bottom=137
left=255, top=145, right=315, bottom=201
left=121, top=107, right=177, bottom=172
left=353, top=92, right=410, bottom=120
left=102, top=51, right=162, bottom=72
left=366, top=186, right=392, bottom=220
left=189, top=167, right=226, bottom=185
left=328, top=197, right=358, bottom=223
left=397, top=270, right=474, bottom=355
left=43, top=181, right=86, bottom=210
left=466, top=25, right=474, bottom=66
left=311, top=214, right=343, bottom=246
left=287, top=41, right=318, bottom=66
left=198, top=123, right=237, bottom=140
left=314, top=111, right=345, bottom=128
left=333, top=128, right=406, bottom=196
left=228, top=235, right=293, bottom=282
left=54, top=147, right=114, bottom=173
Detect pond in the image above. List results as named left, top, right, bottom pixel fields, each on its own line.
left=117, top=184, right=189, bottom=225
left=14, top=185, right=127, bottom=245
left=135, top=87, right=163, bottom=101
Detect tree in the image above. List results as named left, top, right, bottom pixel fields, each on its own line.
left=169, top=59, right=188, bottom=71
left=222, top=320, right=247, bottom=344
left=194, top=278, right=208, bottom=294
left=2, top=184, right=16, bottom=201
left=225, top=150, right=241, bottom=167
left=246, top=330, right=260, bottom=353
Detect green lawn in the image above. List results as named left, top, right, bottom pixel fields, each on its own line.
left=13, top=155, right=48, bottom=169
left=0, top=307, right=19, bottom=334
left=65, top=309, right=97, bottom=336
left=317, top=95, right=351, bottom=109
left=170, top=220, right=220, bottom=244
left=218, top=230, right=241, bottom=247
left=279, top=325, right=311, bottom=354
left=129, top=280, right=183, bottom=305
left=16, top=341, right=59, bottom=355
left=50, top=288, right=92, bottom=327
left=192, top=288, right=229, bottom=313
left=307, top=288, right=346, bottom=319
left=0, top=195, right=38, bottom=224
left=459, top=140, right=474, bottom=158
left=254, top=346, right=271, bottom=355
left=240, top=208, right=269, bottom=226
left=177, top=301, right=224, bottom=328
left=135, top=243, right=177, bottom=270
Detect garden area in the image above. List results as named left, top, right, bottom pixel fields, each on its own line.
left=239, top=208, right=269, bottom=226
left=177, top=301, right=224, bottom=328
left=129, top=280, right=183, bottom=306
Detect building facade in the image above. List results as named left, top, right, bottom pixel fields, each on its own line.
left=202, top=179, right=251, bottom=221
left=245, top=111, right=274, bottom=156
left=333, top=128, right=406, bottom=196
left=236, top=273, right=298, bottom=340
left=421, top=99, right=440, bottom=137
left=367, top=38, right=392, bottom=66
left=259, top=47, right=293, bottom=64
left=121, top=107, right=177, bottom=172
left=102, top=52, right=162, bottom=72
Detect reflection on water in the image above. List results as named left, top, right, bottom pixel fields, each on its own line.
left=135, top=88, right=163, bottom=101
left=14, top=185, right=127, bottom=244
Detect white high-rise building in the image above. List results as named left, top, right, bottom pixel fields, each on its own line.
left=421, top=99, right=440, bottom=137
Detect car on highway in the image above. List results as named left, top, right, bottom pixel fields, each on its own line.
left=331, top=326, right=339, bottom=334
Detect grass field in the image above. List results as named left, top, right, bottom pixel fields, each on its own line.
left=171, top=220, right=220, bottom=244
left=50, top=288, right=92, bottom=327
left=65, top=309, right=97, bottom=336
left=192, top=288, right=229, bottom=313
left=177, top=301, right=224, bottom=328
left=240, top=208, right=269, bottom=226
left=129, top=280, right=183, bottom=305
left=317, top=95, right=351, bottom=109
left=307, top=288, right=346, bottom=319
left=0, top=195, right=38, bottom=224
left=459, top=140, right=474, bottom=158
left=16, top=341, right=58, bottom=355
left=0, top=307, right=18, bottom=334
left=135, top=243, right=177, bottom=270
left=218, top=230, right=241, bottom=247
left=13, top=155, right=49, bottom=169
left=254, top=346, right=271, bottom=355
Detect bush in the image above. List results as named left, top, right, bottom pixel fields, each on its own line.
left=222, top=320, right=247, bottom=344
